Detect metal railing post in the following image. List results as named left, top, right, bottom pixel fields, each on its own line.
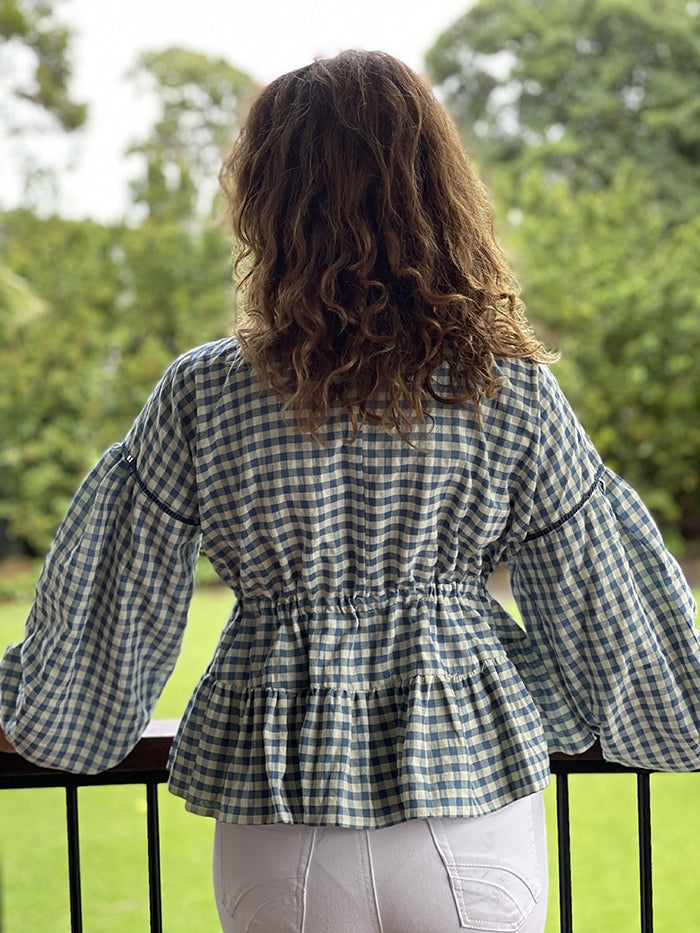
left=637, top=772, right=653, bottom=933
left=146, top=781, right=164, bottom=933
left=65, top=785, right=83, bottom=933
left=556, top=772, right=574, bottom=933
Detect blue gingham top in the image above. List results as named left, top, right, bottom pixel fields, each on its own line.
left=2, top=339, right=699, bottom=827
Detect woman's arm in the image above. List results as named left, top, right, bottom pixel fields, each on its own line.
left=0, top=353, right=203, bottom=773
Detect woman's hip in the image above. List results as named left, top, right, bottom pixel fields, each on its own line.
left=213, top=791, right=548, bottom=933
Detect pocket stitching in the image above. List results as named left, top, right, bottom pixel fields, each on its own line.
left=227, top=876, right=300, bottom=919
left=449, top=862, right=542, bottom=903
left=449, top=871, right=540, bottom=932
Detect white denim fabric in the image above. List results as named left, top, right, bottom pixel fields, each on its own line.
left=213, top=791, right=547, bottom=933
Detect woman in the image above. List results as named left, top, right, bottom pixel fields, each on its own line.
left=2, top=51, right=699, bottom=933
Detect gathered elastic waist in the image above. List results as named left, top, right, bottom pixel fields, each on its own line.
left=242, top=578, right=486, bottom=613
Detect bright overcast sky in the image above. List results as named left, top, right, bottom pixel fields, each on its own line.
left=4, top=0, right=474, bottom=220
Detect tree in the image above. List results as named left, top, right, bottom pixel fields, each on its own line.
left=0, top=210, right=129, bottom=551
left=0, top=264, right=47, bottom=327
left=127, top=47, right=257, bottom=220
left=0, top=38, right=254, bottom=554
left=117, top=49, right=246, bottom=411
left=426, top=0, right=700, bottom=214
left=0, top=0, right=86, bottom=130
left=113, top=217, right=234, bottom=415
left=0, top=0, right=87, bottom=208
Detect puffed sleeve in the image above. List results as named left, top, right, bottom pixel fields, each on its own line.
left=494, top=366, right=700, bottom=771
left=0, top=355, right=202, bottom=773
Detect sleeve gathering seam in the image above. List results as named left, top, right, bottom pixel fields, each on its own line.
left=121, top=447, right=199, bottom=526
left=524, top=462, right=606, bottom=543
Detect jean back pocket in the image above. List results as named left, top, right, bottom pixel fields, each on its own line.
left=428, top=794, right=545, bottom=933
left=215, top=823, right=316, bottom=933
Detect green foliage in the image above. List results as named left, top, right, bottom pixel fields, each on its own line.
left=0, top=558, right=43, bottom=602
left=427, top=0, right=700, bottom=214
left=0, top=212, right=126, bottom=551
left=127, top=47, right=258, bottom=220
left=0, top=208, right=233, bottom=554
left=1, top=0, right=87, bottom=213
left=0, top=264, right=47, bottom=325
left=0, top=0, right=87, bottom=131
left=0, top=40, right=252, bottom=555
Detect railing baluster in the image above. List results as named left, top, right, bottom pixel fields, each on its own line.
left=65, top=785, right=83, bottom=933
left=556, top=772, right=574, bottom=933
left=637, top=772, right=653, bottom=933
left=146, top=781, right=164, bottom=933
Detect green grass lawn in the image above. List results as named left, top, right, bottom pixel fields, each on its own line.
left=1, top=586, right=699, bottom=932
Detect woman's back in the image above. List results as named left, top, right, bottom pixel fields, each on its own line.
left=156, top=340, right=554, bottom=825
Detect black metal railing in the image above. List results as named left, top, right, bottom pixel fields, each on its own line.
left=549, top=744, right=659, bottom=933
left=0, top=724, right=695, bottom=933
left=0, top=720, right=175, bottom=933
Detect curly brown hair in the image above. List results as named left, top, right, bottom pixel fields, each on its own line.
left=219, top=49, right=553, bottom=440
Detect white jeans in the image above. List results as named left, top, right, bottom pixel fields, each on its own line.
left=213, top=791, right=547, bottom=933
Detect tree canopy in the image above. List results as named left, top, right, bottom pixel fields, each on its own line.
left=0, top=37, right=254, bottom=554
left=0, top=0, right=87, bottom=209
left=0, top=0, right=87, bottom=131
left=127, top=47, right=258, bottom=219
left=501, top=164, right=700, bottom=543
left=427, top=0, right=700, bottom=213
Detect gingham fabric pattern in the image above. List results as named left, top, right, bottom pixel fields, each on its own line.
left=1, top=339, right=698, bottom=828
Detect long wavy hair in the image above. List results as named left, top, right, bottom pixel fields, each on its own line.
left=219, top=49, right=553, bottom=440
